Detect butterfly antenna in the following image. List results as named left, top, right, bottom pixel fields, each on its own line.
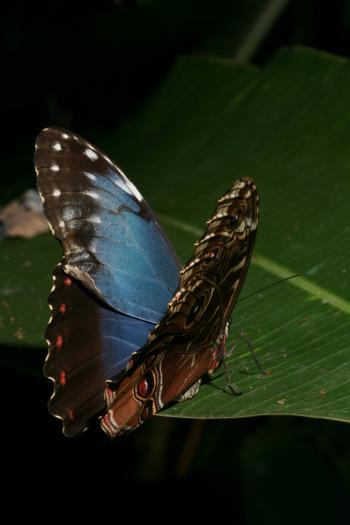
left=238, top=273, right=301, bottom=304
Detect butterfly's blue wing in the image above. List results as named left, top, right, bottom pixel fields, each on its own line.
left=45, top=264, right=154, bottom=436
left=35, top=127, right=181, bottom=323
left=35, top=127, right=181, bottom=435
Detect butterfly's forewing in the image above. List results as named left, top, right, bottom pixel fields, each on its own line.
left=100, top=177, right=259, bottom=438
left=35, top=127, right=181, bottom=323
left=35, top=127, right=181, bottom=435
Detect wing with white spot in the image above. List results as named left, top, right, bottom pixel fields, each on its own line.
left=35, top=127, right=181, bottom=323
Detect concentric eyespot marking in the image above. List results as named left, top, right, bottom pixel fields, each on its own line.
left=136, top=371, right=155, bottom=399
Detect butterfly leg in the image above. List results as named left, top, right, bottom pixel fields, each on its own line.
left=222, top=357, right=242, bottom=396
left=227, top=331, right=269, bottom=375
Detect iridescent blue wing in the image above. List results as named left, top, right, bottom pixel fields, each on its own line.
left=45, top=264, right=154, bottom=437
left=35, top=127, right=181, bottom=435
left=35, top=127, right=181, bottom=323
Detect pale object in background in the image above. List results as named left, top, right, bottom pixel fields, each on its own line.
left=0, top=189, right=49, bottom=239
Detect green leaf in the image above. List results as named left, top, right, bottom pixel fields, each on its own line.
left=2, top=47, right=350, bottom=422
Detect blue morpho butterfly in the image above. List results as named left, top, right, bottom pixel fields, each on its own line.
left=35, top=127, right=258, bottom=439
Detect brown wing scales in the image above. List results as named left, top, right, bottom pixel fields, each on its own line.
left=100, top=177, right=259, bottom=438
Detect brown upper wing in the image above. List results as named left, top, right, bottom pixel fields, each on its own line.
left=100, top=177, right=259, bottom=438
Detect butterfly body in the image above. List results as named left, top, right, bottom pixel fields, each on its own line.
left=35, top=127, right=258, bottom=439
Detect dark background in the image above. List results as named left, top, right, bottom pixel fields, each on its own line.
left=2, top=1, right=350, bottom=521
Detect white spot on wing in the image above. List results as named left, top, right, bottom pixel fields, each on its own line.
left=84, top=190, right=99, bottom=200
left=88, top=216, right=102, bottom=224
left=59, top=220, right=65, bottom=228
left=51, top=164, right=60, bottom=172
left=61, top=132, right=69, bottom=139
left=84, top=148, right=98, bottom=161
left=52, top=188, right=61, bottom=197
left=53, top=142, right=62, bottom=151
left=84, top=172, right=97, bottom=181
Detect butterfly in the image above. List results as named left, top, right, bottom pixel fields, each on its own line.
left=35, top=127, right=258, bottom=438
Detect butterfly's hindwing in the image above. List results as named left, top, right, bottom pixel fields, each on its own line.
left=45, top=264, right=155, bottom=437
left=101, top=177, right=259, bottom=438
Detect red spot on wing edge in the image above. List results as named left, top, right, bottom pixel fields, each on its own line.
left=59, top=371, right=66, bottom=386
